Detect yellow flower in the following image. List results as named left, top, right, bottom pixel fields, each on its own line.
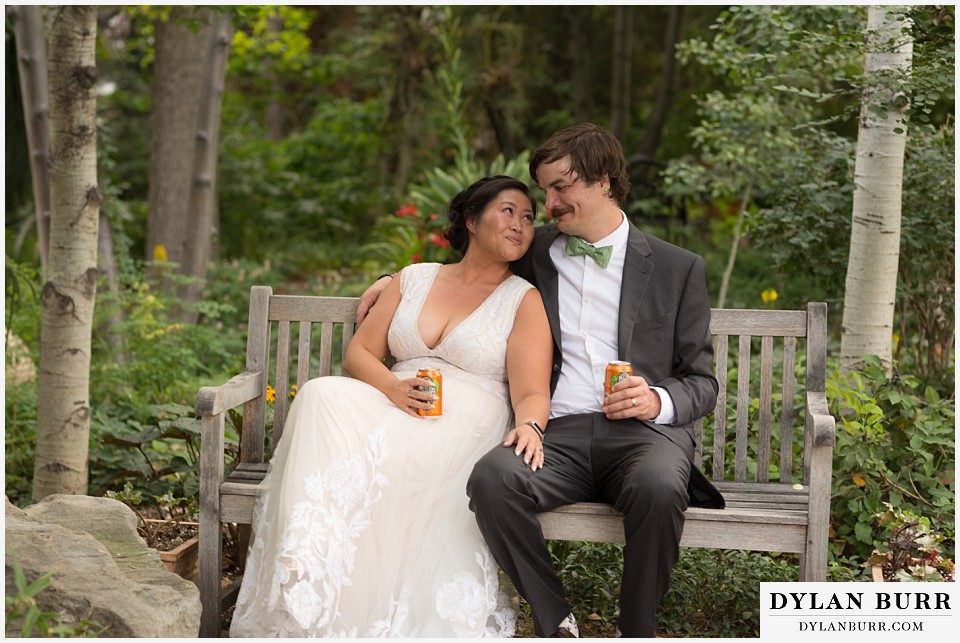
left=290, top=384, right=298, bottom=399
left=266, top=385, right=276, bottom=404
left=761, top=288, right=778, bottom=304
left=153, top=244, right=168, bottom=262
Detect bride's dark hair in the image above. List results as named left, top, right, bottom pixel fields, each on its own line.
left=444, top=175, right=537, bottom=254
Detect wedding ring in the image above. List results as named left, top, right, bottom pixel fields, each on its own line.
left=406, top=387, right=413, bottom=396
left=631, top=398, right=637, bottom=407
left=535, top=447, right=543, bottom=452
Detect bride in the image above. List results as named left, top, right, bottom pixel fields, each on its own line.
left=230, top=175, right=552, bottom=637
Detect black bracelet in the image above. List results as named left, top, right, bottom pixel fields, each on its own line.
left=523, top=420, right=545, bottom=440
left=377, top=273, right=395, bottom=280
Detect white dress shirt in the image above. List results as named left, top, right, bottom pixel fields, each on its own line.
left=548, top=214, right=676, bottom=424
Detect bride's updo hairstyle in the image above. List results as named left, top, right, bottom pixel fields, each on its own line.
left=444, top=175, right=537, bottom=255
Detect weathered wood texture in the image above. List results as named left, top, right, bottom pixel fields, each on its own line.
left=196, top=287, right=835, bottom=637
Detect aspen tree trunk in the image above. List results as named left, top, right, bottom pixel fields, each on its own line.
left=566, top=7, right=594, bottom=122
left=179, top=10, right=234, bottom=320
left=639, top=6, right=684, bottom=159
left=610, top=5, right=633, bottom=142
left=33, top=5, right=100, bottom=500
left=840, top=6, right=914, bottom=373
left=10, top=5, right=52, bottom=275
left=145, top=7, right=211, bottom=274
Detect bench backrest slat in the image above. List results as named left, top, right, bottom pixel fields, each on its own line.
left=710, top=333, right=729, bottom=479
left=241, top=289, right=823, bottom=487
left=296, top=321, right=312, bottom=389
left=273, top=320, right=292, bottom=440
left=735, top=334, right=751, bottom=481
left=757, top=335, right=774, bottom=483
left=780, top=337, right=797, bottom=483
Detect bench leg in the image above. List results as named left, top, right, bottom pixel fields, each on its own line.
left=199, top=413, right=226, bottom=637
left=801, top=445, right=832, bottom=581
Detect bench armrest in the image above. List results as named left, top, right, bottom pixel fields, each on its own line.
left=805, top=390, right=836, bottom=447
left=195, top=370, right=264, bottom=417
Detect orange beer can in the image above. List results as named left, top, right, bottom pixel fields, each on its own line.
left=604, top=361, right=633, bottom=397
left=416, top=368, right=442, bottom=416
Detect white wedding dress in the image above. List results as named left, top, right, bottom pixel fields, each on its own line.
left=230, top=263, right=532, bottom=637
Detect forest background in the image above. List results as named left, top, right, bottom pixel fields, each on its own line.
left=4, top=5, right=955, bottom=637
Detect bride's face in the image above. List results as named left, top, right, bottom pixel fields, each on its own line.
left=468, top=188, right=536, bottom=262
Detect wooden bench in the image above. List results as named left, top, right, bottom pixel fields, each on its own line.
left=195, top=286, right=836, bottom=637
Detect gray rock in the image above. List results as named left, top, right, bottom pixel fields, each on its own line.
left=5, top=495, right=201, bottom=637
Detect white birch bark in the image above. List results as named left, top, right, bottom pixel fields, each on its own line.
left=840, top=6, right=913, bottom=373
left=33, top=5, right=100, bottom=500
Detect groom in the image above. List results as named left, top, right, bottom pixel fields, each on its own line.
left=466, top=122, right=723, bottom=639
left=358, top=123, right=724, bottom=638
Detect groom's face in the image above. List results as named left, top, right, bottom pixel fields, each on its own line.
left=535, top=156, right=608, bottom=243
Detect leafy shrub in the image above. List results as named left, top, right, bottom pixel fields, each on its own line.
left=548, top=541, right=623, bottom=626
left=546, top=542, right=813, bottom=637
left=4, top=380, right=37, bottom=507
left=92, top=263, right=244, bottom=409
left=827, top=356, right=955, bottom=566
left=659, top=549, right=799, bottom=637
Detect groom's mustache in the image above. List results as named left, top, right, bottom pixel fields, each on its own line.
left=551, top=207, right=573, bottom=217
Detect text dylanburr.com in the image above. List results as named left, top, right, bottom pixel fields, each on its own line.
left=760, top=582, right=956, bottom=639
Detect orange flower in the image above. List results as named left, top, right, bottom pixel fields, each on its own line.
left=852, top=473, right=866, bottom=488
left=266, top=385, right=276, bottom=404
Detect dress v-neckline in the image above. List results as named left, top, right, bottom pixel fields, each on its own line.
left=415, top=264, right=514, bottom=352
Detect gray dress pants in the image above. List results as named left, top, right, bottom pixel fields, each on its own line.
left=467, top=412, right=693, bottom=638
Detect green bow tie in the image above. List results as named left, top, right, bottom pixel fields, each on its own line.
left=565, top=235, right=612, bottom=268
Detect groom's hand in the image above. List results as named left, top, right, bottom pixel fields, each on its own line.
left=357, top=274, right=394, bottom=324
left=603, top=375, right=661, bottom=421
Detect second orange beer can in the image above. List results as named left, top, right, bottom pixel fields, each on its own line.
left=416, top=368, right=442, bottom=416
left=604, top=361, right=632, bottom=397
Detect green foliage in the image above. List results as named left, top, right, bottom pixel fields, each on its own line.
left=4, top=379, right=37, bottom=507
left=545, top=542, right=807, bottom=637
left=92, top=265, right=243, bottom=407
left=230, top=7, right=314, bottom=77
left=5, top=551, right=108, bottom=637
left=5, top=257, right=40, bottom=507
left=660, top=549, right=799, bottom=637
left=358, top=14, right=543, bottom=272
left=95, top=402, right=204, bottom=502
left=217, top=95, right=389, bottom=270
left=895, top=123, right=955, bottom=389
left=745, top=130, right=855, bottom=294
left=827, top=356, right=955, bottom=565
left=673, top=5, right=955, bottom=388
left=548, top=541, right=623, bottom=626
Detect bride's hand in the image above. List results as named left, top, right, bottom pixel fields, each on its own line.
left=502, top=425, right=544, bottom=471
left=389, top=377, right=437, bottom=418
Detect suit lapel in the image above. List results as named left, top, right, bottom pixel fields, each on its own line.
left=618, top=224, right=653, bottom=359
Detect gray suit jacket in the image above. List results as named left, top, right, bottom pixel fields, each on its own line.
left=511, top=222, right=725, bottom=509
